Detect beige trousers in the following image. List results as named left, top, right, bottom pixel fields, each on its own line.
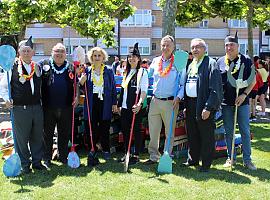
left=148, top=97, right=178, bottom=162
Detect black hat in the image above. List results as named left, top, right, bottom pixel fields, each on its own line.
left=19, top=36, right=33, bottom=49
left=128, top=43, right=140, bottom=58
left=224, top=31, right=238, bottom=44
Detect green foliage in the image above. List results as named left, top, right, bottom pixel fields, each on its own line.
left=160, top=0, right=270, bottom=29
left=0, top=0, right=134, bottom=47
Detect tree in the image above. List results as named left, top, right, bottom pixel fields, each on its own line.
left=0, top=0, right=134, bottom=47
left=159, top=0, right=270, bottom=58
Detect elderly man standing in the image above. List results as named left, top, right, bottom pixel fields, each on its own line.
left=217, top=33, right=257, bottom=170
left=39, top=43, right=77, bottom=168
left=0, top=37, right=45, bottom=174
left=145, top=35, right=181, bottom=164
left=180, top=38, right=223, bottom=172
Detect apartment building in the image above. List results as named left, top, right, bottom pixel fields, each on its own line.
left=25, top=0, right=261, bottom=62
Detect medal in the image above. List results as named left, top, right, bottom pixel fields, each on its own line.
left=19, top=76, right=26, bottom=84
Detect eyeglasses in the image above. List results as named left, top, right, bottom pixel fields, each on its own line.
left=53, top=49, right=66, bottom=53
left=191, top=45, right=204, bottom=50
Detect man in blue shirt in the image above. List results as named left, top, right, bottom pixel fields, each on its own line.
left=145, top=35, right=181, bottom=164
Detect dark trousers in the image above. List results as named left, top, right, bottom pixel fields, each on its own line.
left=185, top=97, right=215, bottom=168
left=121, top=108, right=143, bottom=156
left=84, top=94, right=110, bottom=152
left=43, top=107, right=72, bottom=162
left=13, top=104, right=43, bottom=168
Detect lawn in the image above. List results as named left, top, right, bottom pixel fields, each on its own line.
left=0, top=123, right=269, bottom=200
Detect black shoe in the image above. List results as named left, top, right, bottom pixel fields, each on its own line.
left=199, top=166, right=210, bottom=172
left=32, top=163, right=48, bottom=170
left=182, top=161, right=199, bottom=167
left=118, top=155, right=126, bottom=163
left=144, top=159, right=157, bottom=165
left=43, top=160, right=51, bottom=169
left=129, top=156, right=139, bottom=165
left=21, top=167, right=32, bottom=175
left=87, top=152, right=99, bottom=167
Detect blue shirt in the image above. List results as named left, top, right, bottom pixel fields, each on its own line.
left=148, top=56, right=181, bottom=98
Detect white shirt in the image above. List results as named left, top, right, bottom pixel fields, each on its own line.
left=23, top=61, right=35, bottom=95
left=122, top=69, right=148, bottom=109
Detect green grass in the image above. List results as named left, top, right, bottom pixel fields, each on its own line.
left=0, top=123, right=270, bottom=200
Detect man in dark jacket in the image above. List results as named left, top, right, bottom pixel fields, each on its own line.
left=180, top=38, right=223, bottom=172
left=39, top=43, right=78, bottom=168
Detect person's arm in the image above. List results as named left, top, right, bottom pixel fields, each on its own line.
left=0, top=70, right=13, bottom=108
left=132, top=70, right=148, bottom=113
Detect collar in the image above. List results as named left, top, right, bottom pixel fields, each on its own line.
left=161, top=54, right=173, bottom=62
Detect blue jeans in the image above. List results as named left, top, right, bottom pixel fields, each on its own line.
left=222, top=104, right=252, bottom=163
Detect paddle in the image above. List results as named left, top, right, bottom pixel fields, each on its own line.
left=124, top=68, right=144, bottom=172
left=227, top=62, right=255, bottom=171
left=0, top=45, right=22, bottom=177
left=67, top=46, right=85, bottom=168
left=157, top=50, right=188, bottom=174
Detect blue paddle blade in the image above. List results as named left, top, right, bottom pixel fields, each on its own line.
left=157, top=151, right=172, bottom=174
left=0, top=45, right=16, bottom=71
left=174, top=50, right=188, bottom=72
left=68, top=151, right=80, bottom=168
left=3, top=153, right=21, bottom=177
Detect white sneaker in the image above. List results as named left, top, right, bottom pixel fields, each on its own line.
left=244, top=161, right=257, bottom=170
left=257, top=112, right=266, bottom=116
left=223, top=158, right=236, bottom=168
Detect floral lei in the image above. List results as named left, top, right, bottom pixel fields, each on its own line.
left=50, top=58, right=69, bottom=74
left=18, top=58, right=35, bottom=81
left=91, top=64, right=105, bottom=86
left=225, top=54, right=241, bottom=75
left=158, top=54, right=174, bottom=77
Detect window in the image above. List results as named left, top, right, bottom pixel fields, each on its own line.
left=34, top=44, right=44, bottom=55
left=229, top=19, right=247, bottom=28
left=121, top=46, right=128, bottom=55
left=152, top=15, right=156, bottom=25
left=121, top=9, right=152, bottom=27
left=152, top=43, right=157, bottom=51
left=120, top=38, right=151, bottom=55
left=239, top=43, right=259, bottom=55
left=199, top=20, right=208, bottom=28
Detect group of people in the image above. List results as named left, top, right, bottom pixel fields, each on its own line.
left=249, top=55, right=270, bottom=120
left=0, top=32, right=258, bottom=175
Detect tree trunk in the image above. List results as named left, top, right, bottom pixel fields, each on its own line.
left=247, top=4, right=254, bottom=58
left=162, top=0, right=177, bottom=38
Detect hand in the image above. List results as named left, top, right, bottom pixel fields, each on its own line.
left=79, top=73, right=87, bottom=85
left=235, top=94, right=246, bottom=106
left=132, top=103, right=142, bottom=114
left=5, top=100, right=13, bottom=109
left=112, top=105, right=118, bottom=113
left=201, top=109, right=210, bottom=120
left=72, top=97, right=79, bottom=107
left=172, top=97, right=180, bottom=109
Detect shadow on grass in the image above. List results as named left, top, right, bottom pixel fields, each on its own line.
left=250, top=123, right=270, bottom=152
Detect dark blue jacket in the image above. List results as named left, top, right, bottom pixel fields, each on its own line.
left=83, top=66, right=117, bottom=120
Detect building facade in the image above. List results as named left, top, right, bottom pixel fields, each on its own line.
left=25, top=0, right=261, bottom=62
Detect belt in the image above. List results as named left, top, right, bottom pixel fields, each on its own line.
left=14, top=104, right=40, bottom=109
left=154, top=96, right=174, bottom=101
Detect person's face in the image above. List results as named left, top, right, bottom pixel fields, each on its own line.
left=191, top=41, right=205, bottom=59
left=19, top=46, right=34, bottom=63
left=92, top=50, right=104, bottom=66
left=52, top=47, right=66, bottom=65
left=115, top=57, right=119, bottom=62
left=161, top=39, right=174, bottom=57
left=128, top=55, right=139, bottom=68
left=225, top=42, right=239, bottom=58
